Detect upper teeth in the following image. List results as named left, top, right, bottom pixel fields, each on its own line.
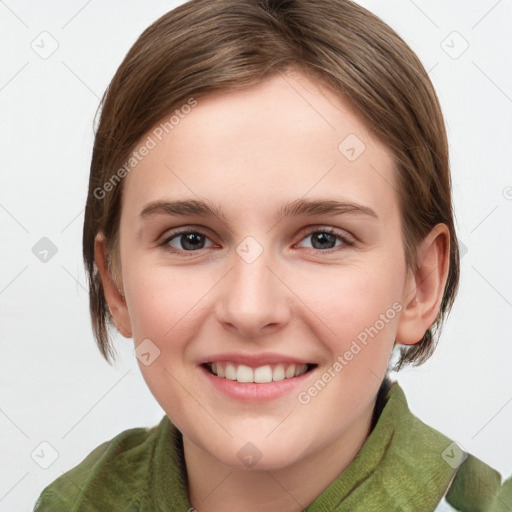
left=210, top=362, right=309, bottom=383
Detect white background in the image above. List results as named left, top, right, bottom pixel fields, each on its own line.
left=1, top=1, right=511, bottom=510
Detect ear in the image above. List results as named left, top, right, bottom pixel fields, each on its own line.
left=396, top=223, right=450, bottom=345
left=94, top=233, right=133, bottom=339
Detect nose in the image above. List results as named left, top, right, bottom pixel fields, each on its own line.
left=214, top=244, right=291, bottom=339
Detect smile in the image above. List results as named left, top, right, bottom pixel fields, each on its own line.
left=204, top=362, right=316, bottom=383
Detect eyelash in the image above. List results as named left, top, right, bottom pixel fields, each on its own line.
left=159, top=226, right=355, bottom=256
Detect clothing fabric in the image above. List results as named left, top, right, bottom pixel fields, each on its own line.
left=33, top=380, right=512, bottom=511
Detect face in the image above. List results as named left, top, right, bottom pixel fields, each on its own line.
left=111, top=69, right=414, bottom=470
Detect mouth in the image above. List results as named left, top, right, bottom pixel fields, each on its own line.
left=202, top=361, right=318, bottom=384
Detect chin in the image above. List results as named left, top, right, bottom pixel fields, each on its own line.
left=202, top=436, right=309, bottom=472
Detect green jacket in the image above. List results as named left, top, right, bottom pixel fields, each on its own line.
left=33, top=381, right=512, bottom=511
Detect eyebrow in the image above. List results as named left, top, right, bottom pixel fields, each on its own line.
left=139, top=198, right=378, bottom=222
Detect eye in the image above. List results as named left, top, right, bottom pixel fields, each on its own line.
left=161, top=229, right=215, bottom=255
left=160, top=226, right=354, bottom=256
left=295, top=227, right=354, bottom=253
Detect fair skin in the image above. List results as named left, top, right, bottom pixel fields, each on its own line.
left=95, top=69, right=450, bottom=511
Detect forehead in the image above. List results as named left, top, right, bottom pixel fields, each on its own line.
left=121, top=70, right=398, bottom=224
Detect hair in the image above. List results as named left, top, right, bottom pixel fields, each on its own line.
left=82, top=0, right=460, bottom=370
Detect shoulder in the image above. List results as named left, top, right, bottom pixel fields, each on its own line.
left=385, top=381, right=512, bottom=511
left=33, top=416, right=169, bottom=511
left=444, top=453, right=512, bottom=511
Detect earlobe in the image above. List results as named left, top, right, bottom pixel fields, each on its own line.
left=94, top=233, right=133, bottom=339
left=395, top=223, right=450, bottom=345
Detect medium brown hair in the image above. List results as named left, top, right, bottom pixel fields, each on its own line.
left=83, top=0, right=460, bottom=369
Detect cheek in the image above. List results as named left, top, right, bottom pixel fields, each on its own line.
left=124, top=268, right=200, bottom=412
left=122, top=256, right=200, bottom=339
left=129, top=292, right=192, bottom=352
left=292, top=266, right=402, bottom=416
left=304, top=262, right=403, bottom=338
left=305, top=264, right=404, bottom=388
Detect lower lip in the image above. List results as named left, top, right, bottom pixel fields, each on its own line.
left=199, top=364, right=316, bottom=402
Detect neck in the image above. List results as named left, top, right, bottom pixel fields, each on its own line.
left=183, top=395, right=379, bottom=512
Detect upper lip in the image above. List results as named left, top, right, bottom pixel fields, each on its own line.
left=199, top=352, right=315, bottom=367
